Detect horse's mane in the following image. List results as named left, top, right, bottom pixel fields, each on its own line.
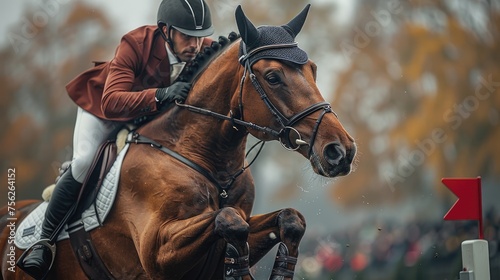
left=176, top=32, right=241, bottom=84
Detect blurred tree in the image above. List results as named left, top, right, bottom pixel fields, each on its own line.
left=330, top=0, right=500, bottom=208
left=0, top=2, right=116, bottom=204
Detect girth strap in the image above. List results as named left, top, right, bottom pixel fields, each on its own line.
left=126, top=132, right=229, bottom=207
left=69, top=226, right=114, bottom=280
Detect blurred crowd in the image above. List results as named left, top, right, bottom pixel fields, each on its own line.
left=295, top=208, right=500, bottom=280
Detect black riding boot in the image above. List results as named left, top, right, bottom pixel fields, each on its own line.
left=19, top=168, right=82, bottom=279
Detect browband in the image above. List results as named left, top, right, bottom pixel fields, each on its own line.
left=238, top=42, right=298, bottom=64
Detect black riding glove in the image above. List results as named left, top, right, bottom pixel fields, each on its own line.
left=155, top=82, right=191, bottom=108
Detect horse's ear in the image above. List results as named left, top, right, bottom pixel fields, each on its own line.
left=235, top=5, right=259, bottom=47
left=282, top=4, right=311, bottom=39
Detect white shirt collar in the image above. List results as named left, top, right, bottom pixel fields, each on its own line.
left=165, top=42, right=186, bottom=82
left=165, top=42, right=181, bottom=64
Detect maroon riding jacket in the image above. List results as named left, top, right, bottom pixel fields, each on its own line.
left=66, top=25, right=212, bottom=122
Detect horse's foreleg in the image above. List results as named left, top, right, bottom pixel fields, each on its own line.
left=214, top=207, right=253, bottom=280
left=144, top=207, right=252, bottom=280
left=147, top=211, right=223, bottom=279
left=247, top=208, right=306, bottom=280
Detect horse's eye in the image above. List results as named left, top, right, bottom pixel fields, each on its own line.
left=265, top=73, right=282, bottom=85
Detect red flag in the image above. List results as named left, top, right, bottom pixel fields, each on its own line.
left=442, top=177, right=482, bottom=221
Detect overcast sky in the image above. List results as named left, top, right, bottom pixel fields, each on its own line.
left=0, top=0, right=157, bottom=49
left=0, top=0, right=354, bottom=49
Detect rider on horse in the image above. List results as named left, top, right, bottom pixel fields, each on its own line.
left=18, top=0, right=214, bottom=278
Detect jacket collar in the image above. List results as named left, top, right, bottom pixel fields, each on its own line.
left=153, top=28, right=168, bottom=61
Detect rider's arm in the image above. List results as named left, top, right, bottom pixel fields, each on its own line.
left=100, top=34, right=160, bottom=121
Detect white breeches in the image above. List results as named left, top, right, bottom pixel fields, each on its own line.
left=71, top=107, right=120, bottom=183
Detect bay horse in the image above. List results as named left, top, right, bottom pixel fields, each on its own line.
left=0, top=5, right=356, bottom=280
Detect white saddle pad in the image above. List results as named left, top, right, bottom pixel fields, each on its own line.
left=15, top=144, right=130, bottom=249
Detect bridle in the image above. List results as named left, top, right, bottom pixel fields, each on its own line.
left=177, top=40, right=337, bottom=158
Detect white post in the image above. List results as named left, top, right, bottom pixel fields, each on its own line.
left=459, top=239, right=490, bottom=280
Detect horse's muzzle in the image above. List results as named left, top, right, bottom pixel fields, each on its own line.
left=322, top=140, right=356, bottom=176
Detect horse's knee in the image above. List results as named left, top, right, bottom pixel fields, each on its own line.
left=215, top=208, right=252, bottom=279
left=215, top=207, right=249, bottom=242
left=277, top=208, right=306, bottom=242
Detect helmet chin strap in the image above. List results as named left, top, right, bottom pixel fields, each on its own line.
left=161, top=25, right=182, bottom=62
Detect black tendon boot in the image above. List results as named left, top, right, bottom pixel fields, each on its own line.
left=18, top=168, right=82, bottom=279
left=224, top=243, right=253, bottom=280
left=270, top=242, right=297, bottom=280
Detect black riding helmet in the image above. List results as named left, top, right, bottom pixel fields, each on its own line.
left=157, top=0, right=214, bottom=38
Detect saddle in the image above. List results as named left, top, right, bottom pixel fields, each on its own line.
left=16, top=127, right=132, bottom=279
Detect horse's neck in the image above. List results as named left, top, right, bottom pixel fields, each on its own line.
left=139, top=43, right=247, bottom=175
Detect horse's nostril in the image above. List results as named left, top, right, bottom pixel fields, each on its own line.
left=324, top=142, right=346, bottom=165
